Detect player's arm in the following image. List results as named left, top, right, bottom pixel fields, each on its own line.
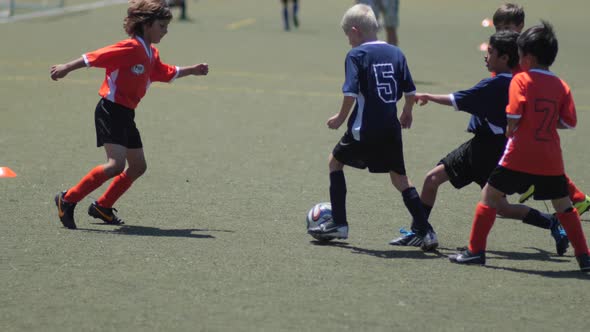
left=414, top=93, right=452, bottom=106
left=399, top=93, right=416, bottom=129
left=50, top=57, right=86, bottom=81
left=327, top=96, right=355, bottom=129
left=506, top=117, right=519, bottom=137
left=176, top=63, right=209, bottom=78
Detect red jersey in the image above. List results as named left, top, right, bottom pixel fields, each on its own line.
left=499, top=69, right=576, bottom=175
left=83, top=37, right=178, bottom=109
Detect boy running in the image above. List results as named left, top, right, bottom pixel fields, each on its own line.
left=51, top=0, right=209, bottom=229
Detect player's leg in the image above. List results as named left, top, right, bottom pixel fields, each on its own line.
left=496, top=197, right=569, bottom=255
left=308, top=153, right=348, bottom=239
left=390, top=171, right=437, bottom=250
left=390, top=164, right=446, bottom=247
left=292, top=0, right=299, bottom=28
left=281, top=0, right=289, bottom=30
left=449, top=183, right=504, bottom=265
left=564, top=174, right=590, bottom=216
left=552, top=197, right=590, bottom=271
left=85, top=144, right=129, bottom=225
left=420, top=164, right=449, bottom=212
left=308, top=138, right=351, bottom=239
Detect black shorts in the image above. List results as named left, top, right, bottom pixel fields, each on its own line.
left=332, top=130, right=406, bottom=174
left=440, top=134, right=507, bottom=189
left=95, top=99, right=143, bottom=149
left=488, top=166, right=569, bottom=200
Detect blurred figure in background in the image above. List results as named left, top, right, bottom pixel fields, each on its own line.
left=356, top=0, right=399, bottom=45
left=167, top=0, right=187, bottom=20
left=281, top=0, right=299, bottom=31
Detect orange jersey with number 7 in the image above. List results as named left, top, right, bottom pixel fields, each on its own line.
left=499, top=69, right=576, bottom=176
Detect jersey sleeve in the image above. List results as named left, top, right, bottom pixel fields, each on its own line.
left=399, top=54, right=416, bottom=95
left=451, top=79, right=490, bottom=116
left=342, top=52, right=359, bottom=97
left=150, top=48, right=179, bottom=83
left=83, top=40, right=137, bottom=69
left=559, top=85, right=576, bottom=128
left=506, top=74, right=526, bottom=119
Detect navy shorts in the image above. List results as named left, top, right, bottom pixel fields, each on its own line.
left=440, top=134, right=507, bottom=189
left=487, top=166, right=569, bottom=200
left=94, top=99, right=143, bottom=149
left=332, top=130, right=406, bottom=174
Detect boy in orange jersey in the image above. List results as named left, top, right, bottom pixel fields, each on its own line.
left=449, top=21, right=590, bottom=272
left=493, top=3, right=590, bottom=215
left=50, top=0, right=208, bottom=229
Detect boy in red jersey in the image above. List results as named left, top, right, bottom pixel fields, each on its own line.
left=51, top=0, right=208, bottom=229
left=493, top=3, right=590, bottom=215
left=449, top=21, right=590, bottom=272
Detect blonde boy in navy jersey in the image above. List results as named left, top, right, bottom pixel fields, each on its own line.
left=308, top=4, right=437, bottom=251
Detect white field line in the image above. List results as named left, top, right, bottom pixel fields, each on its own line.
left=0, top=0, right=127, bottom=24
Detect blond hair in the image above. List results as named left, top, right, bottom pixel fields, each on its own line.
left=341, top=4, right=379, bottom=36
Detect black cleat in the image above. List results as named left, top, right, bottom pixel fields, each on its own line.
left=577, top=253, right=590, bottom=272
left=88, top=202, right=124, bottom=225
left=449, top=249, right=486, bottom=265
left=54, top=191, right=77, bottom=229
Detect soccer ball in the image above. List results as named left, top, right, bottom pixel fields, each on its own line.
left=306, top=202, right=333, bottom=241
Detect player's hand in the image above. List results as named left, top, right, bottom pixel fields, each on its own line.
left=400, top=109, right=413, bottom=129
left=194, top=63, right=209, bottom=76
left=50, top=64, right=68, bottom=81
left=414, top=93, right=429, bottom=106
left=327, top=113, right=345, bottom=129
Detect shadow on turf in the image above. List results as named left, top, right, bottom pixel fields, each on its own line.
left=79, top=225, right=233, bottom=239
left=310, top=240, right=445, bottom=259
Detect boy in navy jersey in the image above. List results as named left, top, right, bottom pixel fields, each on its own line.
left=308, top=4, right=437, bottom=251
left=390, top=31, right=569, bottom=256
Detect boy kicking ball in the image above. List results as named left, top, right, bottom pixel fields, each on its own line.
left=308, top=4, right=436, bottom=251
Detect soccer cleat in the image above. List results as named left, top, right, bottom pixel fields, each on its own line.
left=448, top=249, right=486, bottom=265
left=549, top=218, right=569, bottom=256
left=88, top=202, right=124, bottom=225
left=573, top=195, right=590, bottom=217
left=518, top=185, right=535, bottom=203
left=54, top=191, right=77, bottom=229
left=389, top=228, right=423, bottom=246
left=576, top=253, right=590, bottom=272
left=421, top=230, right=439, bottom=251
left=307, top=221, right=348, bottom=239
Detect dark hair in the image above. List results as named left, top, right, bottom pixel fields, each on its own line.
left=124, top=0, right=172, bottom=37
left=489, top=30, right=520, bottom=68
left=517, top=20, right=558, bottom=67
left=493, top=3, right=525, bottom=27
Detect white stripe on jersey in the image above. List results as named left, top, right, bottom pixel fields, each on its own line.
left=106, top=69, right=118, bottom=103
left=352, top=93, right=366, bottom=141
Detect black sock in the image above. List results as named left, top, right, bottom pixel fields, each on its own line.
left=402, top=187, right=429, bottom=236
left=522, top=209, right=552, bottom=229
left=330, top=170, right=347, bottom=225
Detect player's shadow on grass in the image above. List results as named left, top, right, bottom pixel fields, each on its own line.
left=310, top=240, right=445, bottom=259
left=80, top=225, right=232, bottom=239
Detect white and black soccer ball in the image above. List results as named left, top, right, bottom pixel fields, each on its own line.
left=306, top=202, right=333, bottom=241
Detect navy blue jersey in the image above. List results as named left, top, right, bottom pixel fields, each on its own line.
left=342, top=41, right=416, bottom=142
left=450, top=73, right=512, bottom=136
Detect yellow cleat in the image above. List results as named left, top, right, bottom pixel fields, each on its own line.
left=518, top=185, right=535, bottom=204
left=573, top=195, right=590, bottom=217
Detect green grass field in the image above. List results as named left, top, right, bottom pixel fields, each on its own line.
left=2, top=0, right=590, bottom=331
